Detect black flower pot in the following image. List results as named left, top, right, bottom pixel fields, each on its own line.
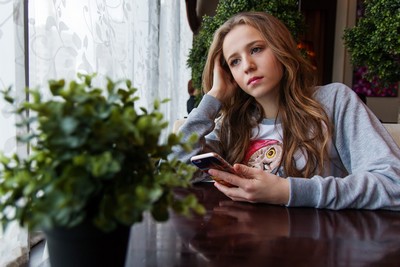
left=44, top=221, right=131, bottom=267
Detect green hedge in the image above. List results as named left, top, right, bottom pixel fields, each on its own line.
left=344, top=0, right=400, bottom=86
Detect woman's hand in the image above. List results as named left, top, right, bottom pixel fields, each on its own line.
left=209, top=163, right=290, bottom=205
left=207, top=53, right=237, bottom=103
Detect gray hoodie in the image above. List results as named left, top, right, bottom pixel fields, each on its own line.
left=172, top=83, right=400, bottom=210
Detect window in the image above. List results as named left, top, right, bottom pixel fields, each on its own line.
left=0, top=1, right=192, bottom=265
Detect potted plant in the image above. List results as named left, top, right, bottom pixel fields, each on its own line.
left=187, top=0, right=305, bottom=92
left=343, top=0, right=400, bottom=91
left=0, top=74, right=204, bottom=267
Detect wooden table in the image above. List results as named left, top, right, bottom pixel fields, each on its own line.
left=125, top=183, right=400, bottom=267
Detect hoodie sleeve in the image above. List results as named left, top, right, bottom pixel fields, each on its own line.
left=287, top=83, right=400, bottom=210
left=171, top=94, right=223, bottom=165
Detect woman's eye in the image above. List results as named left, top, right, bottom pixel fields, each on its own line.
left=251, top=47, right=262, bottom=54
left=230, top=59, right=240, bottom=66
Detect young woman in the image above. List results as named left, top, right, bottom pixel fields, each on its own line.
left=173, top=11, right=400, bottom=210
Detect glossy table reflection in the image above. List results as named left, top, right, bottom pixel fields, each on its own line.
left=125, top=183, right=400, bottom=267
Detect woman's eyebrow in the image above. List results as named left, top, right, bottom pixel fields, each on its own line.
left=225, top=40, right=265, bottom=62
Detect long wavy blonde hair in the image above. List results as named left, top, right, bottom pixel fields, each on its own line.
left=202, top=12, right=332, bottom=178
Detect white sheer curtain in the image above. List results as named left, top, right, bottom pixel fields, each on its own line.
left=28, top=0, right=192, bottom=133
left=1, top=0, right=193, bottom=265
left=0, top=0, right=30, bottom=266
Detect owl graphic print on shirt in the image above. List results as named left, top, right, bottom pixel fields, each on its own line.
left=244, top=139, right=284, bottom=176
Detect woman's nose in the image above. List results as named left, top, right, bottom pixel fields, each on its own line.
left=243, top=56, right=256, bottom=72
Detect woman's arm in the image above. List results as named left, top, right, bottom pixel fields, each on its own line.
left=288, top=83, right=400, bottom=210
left=171, top=94, right=223, bottom=164
left=172, top=54, right=238, bottom=164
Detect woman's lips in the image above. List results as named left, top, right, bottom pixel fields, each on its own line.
left=247, top=76, right=263, bottom=85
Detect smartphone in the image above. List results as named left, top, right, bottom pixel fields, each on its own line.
left=190, top=152, right=236, bottom=187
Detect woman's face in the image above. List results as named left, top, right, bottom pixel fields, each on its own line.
left=222, top=24, right=283, bottom=101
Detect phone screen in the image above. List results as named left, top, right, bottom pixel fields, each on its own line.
left=190, top=153, right=234, bottom=173
left=191, top=153, right=236, bottom=187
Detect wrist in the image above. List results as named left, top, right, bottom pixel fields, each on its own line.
left=207, top=89, right=221, bottom=100
left=278, top=178, right=290, bottom=205
left=207, top=87, right=227, bottom=102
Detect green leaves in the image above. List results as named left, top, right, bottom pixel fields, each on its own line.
left=343, top=0, right=400, bottom=85
left=0, top=74, right=203, bottom=232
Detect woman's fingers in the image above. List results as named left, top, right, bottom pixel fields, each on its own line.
left=210, top=164, right=289, bottom=205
